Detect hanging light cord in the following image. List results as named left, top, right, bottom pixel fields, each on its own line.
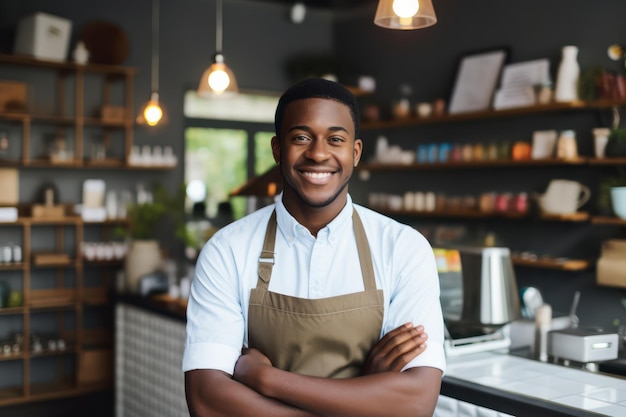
left=151, top=0, right=160, bottom=93
left=216, top=0, right=223, bottom=53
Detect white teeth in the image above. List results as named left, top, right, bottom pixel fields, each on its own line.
left=303, top=171, right=331, bottom=179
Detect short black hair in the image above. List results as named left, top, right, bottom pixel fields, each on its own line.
left=274, top=77, right=360, bottom=139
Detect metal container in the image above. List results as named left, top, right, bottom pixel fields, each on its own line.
left=441, top=246, right=521, bottom=339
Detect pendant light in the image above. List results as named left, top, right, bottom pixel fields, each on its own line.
left=137, top=0, right=166, bottom=126
left=374, top=0, right=437, bottom=30
left=198, top=0, right=238, bottom=96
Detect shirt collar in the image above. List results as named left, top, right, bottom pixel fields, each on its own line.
left=275, top=193, right=354, bottom=246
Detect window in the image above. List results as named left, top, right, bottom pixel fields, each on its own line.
left=183, top=91, right=279, bottom=222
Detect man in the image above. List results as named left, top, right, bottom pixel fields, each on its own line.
left=184, top=78, right=445, bottom=417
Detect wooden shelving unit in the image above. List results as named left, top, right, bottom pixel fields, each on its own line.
left=0, top=53, right=136, bottom=168
left=357, top=98, right=626, bottom=274
left=0, top=216, right=119, bottom=406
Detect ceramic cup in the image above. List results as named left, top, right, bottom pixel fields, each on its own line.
left=593, top=128, right=611, bottom=158
left=611, top=186, right=626, bottom=220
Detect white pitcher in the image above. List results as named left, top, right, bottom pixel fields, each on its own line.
left=538, top=179, right=590, bottom=215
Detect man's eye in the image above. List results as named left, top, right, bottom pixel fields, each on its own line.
left=292, top=135, right=309, bottom=142
left=329, top=136, right=345, bottom=143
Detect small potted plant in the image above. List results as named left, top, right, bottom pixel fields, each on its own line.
left=117, top=184, right=193, bottom=293
left=598, top=167, right=626, bottom=218
left=604, top=127, right=626, bottom=158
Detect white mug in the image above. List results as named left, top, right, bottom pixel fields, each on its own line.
left=539, top=179, right=590, bottom=215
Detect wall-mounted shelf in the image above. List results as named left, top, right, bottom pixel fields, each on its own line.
left=591, top=216, right=626, bottom=225
left=361, top=99, right=626, bottom=130
left=371, top=207, right=530, bottom=220
left=511, top=256, right=592, bottom=271
left=358, top=157, right=626, bottom=172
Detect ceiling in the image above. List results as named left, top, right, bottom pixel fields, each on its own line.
left=246, top=0, right=376, bottom=11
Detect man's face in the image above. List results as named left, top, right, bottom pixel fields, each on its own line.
left=272, top=98, right=362, bottom=209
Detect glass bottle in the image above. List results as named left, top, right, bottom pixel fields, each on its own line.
left=554, top=46, right=580, bottom=102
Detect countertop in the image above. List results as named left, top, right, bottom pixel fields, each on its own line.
left=442, top=350, right=626, bottom=416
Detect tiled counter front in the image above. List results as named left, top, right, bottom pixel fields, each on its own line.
left=115, top=303, right=189, bottom=417
left=441, top=351, right=626, bottom=417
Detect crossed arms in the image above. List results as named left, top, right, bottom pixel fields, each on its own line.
left=185, top=323, right=443, bottom=417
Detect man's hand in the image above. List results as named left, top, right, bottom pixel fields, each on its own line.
left=233, top=347, right=273, bottom=392
left=362, top=323, right=428, bottom=375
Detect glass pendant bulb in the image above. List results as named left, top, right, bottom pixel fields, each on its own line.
left=198, top=53, right=238, bottom=96
left=144, top=99, right=163, bottom=126
left=374, top=0, right=437, bottom=30
left=137, top=91, right=166, bottom=126
left=393, top=0, right=419, bottom=18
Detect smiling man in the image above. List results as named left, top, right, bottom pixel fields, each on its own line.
left=184, top=78, right=445, bottom=417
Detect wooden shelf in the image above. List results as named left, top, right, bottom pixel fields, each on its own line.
left=1, top=160, right=177, bottom=170
left=592, top=216, right=626, bottom=225
left=358, top=157, right=623, bottom=172
left=360, top=99, right=625, bottom=130
left=0, top=262, right=26, bottom=270
left=0, top=386, right=23, bottom=404
left=512, top=256, right=592, bottom=271
left=0, top=352, right=25, bottom=362
left=0, top=53, right=136, bottom=75
left=29, top=289, right=78, bottom=308
left=0, top=306, right=26, bottom=315
left=539, top=212, right=590, bottom=222
left=372, top=207, right=530, bottom=219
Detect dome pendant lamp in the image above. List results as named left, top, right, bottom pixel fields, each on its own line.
left=198, top=0, right=238, bottom=96
left=374, top=0, right=437, bottom=30
left=137, top=0, right=166, bottom=126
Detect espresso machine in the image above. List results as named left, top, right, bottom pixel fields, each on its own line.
left=438, top=246, right=522, bottom=356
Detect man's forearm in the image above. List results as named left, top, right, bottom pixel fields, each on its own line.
left=185, top=369, right=319, bottom=417
left=252, top=366, right=442, bottom=417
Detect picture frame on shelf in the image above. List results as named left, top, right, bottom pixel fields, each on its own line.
left=448, top=47, right=509, bottom=115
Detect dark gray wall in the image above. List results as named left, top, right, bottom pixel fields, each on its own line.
left=334, top=0, right=626, bottom=332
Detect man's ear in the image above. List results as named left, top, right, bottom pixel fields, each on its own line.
left=271, top=136, right=280, bottom=164
left=353, top=138, right=363, bottom=167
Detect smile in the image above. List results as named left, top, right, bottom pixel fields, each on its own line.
left=301, top=171, right=333, bottom=179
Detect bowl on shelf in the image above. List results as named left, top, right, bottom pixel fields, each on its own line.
left=611, top=186, right=626, bottom=220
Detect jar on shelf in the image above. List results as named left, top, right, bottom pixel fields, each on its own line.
left=556, top=129, right=578, bottom=159
left=554, top=46, right=580, bottom=102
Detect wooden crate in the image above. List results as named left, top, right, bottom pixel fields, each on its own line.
left=78, top=349, right=113, bottom=384
left=31, top=204, right=65, bottom=218
left=0, top=80, right=27, bottom=112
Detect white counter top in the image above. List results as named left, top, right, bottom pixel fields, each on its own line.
left=444, top=351, right=626, bottom=416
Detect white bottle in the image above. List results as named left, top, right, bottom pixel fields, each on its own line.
left=73, top=41, right=89, bottom=65
left=533, top=304, right=552, bottom=362
left=554, top=46, right=580, bottom=102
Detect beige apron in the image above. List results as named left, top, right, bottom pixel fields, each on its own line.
left=248, top=209, right=384, bottom=379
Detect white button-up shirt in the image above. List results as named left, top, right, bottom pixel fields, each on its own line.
left=183, top=194, right=446, bottom=375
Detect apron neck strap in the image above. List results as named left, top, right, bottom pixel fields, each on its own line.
left=256, top=208, right=376, bottom=290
